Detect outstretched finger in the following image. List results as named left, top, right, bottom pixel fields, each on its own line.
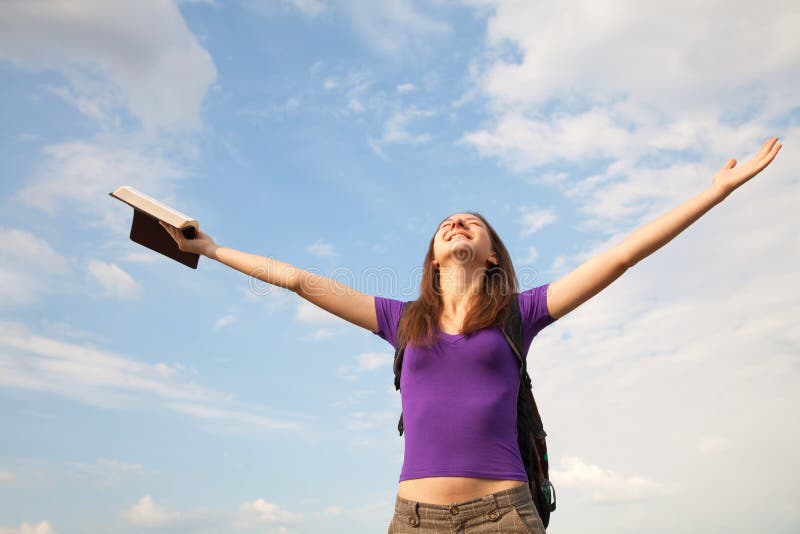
left=757, top=137, right=779, bottom=160
left=764, top=141, right=782, bottom=165
left=752, top=141, right=782, bottom=174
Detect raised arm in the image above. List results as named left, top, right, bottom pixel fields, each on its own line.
left=159, top=221, right=379, bottom=333
left=546, top=136, right=782, bottom=320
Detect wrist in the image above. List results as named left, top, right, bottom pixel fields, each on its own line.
left=203, top=243, right=220, bottom=260
left=709, top=181, right=732, bottom=203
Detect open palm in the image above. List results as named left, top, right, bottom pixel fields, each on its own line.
left=712, top=136, right=782, bottom=194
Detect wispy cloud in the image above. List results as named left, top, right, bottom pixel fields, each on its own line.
left=294, top=299, right=345, bottom=325
left=0, top=1, right=216, bottom=132
left=341, top=0, right=451, bottom=55
left=235, top=498, right=304, bottom=529
left=307, top=239, right=337, bottom=258
left=213, top=314, right=237, bottom=330
left=121, top=496, right=181, bottom=528
left=14, top=141, right=187, bottom=226
left=0, top=521, right=56, bottom=534
left=519, top=208, right=557, bottom=237
left=336, top=351, right=390, bottom=381
left=461, top=0, right=797, bottom=190
left=0, top=321, right=306, bottom=433
left=552, top=456, right=680, bottom=503
left=85, top=259, right=139, bottom=299
left=0, top=227, right=73, bottom=308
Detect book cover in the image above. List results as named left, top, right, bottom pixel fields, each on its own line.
left=109, top=186, right=200, bottom=269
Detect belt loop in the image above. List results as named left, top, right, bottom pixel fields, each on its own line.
left=404, top=500, right=420, bottom=528
left=484, top=492, right=500, bottom=521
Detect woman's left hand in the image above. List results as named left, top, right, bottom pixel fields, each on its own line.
left=712, top=136, right=782, bottom=195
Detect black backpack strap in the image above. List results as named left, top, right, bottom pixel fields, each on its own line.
left=500, top=293, right=527, bottom=383
left=393, top=301, right=414, bottom=435
left=499, top=294, right=546, bottom=440
left=501, top=293, right=555, bottom=526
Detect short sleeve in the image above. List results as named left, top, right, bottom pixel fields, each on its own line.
left=518, top=283, right=557, bottom=349
left=373, top=296, right=406, bottom=349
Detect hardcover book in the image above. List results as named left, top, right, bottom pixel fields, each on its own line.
left=109, top=185, right=200, bottom=269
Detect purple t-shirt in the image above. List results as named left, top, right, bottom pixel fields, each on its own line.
left=373, top=283, right=557, bottom=482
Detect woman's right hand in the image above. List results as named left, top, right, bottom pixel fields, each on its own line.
left=159, top=220, right=217, bottom=257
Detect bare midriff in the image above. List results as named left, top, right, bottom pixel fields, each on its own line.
left=397, top=477, right=527, bottom=505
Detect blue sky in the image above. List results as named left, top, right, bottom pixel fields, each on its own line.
left=0, top=1, right=798, bottom=533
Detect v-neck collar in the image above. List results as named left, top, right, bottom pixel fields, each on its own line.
left=438, top=329, right=467, bottom=343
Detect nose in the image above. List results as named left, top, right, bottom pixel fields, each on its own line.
left=447, top=218, right=468, bottom=237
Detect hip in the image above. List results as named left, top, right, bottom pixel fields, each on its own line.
left=389, top=480, right=545, bottom=533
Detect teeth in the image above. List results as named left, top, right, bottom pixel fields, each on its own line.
left=452, top=235, right=468, bottom=240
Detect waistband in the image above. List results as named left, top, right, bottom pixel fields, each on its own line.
left=394, top=482, right=532, bottom=523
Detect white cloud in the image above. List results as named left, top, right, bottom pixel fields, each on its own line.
left=0, top=1, right=216, bottom=131
left=474, top=0, right=798, bottom=118
left=462, top=108, right=633, bottom=172
left=213, top=314, right=237, bottom=330
left=356, top=351, right=388, bottom=371
left=121, top=495, right=180, bottom=528
left=0, top=321, right=304, bottom=432
left=517, top=245, right=539, bottom=265
left=461, top=0, right=798, bottom=180
left=96, top=458, right=144, bottom=474
left=396, top=83, right=416, bottom=94
left=336, top=351, right=390, bottom=380
left=42, top=85, right=113, bottom=124
left=120, top=250, right=159, bottom=264
left=294, top=300, right=344, bottom=324
left=318, top=69, right=376, bottom=119
left=0, top=227, right=73, bottom=308
left=552, top=456, right=679, bottom=503
left=341, top=0, right=451, bottom=55
left=121, top=495, right=229, bottom=530
left=285, top=97, right=300, bottom=110
left=0, top=522, right=56, bottom=534
left=0, top=470, right=16, bottom=483
left=168, top=403, right=301, bottom=431
left=235, top=498, right=304, bottom=529
left=248, top=0, right=326, bottom=17
left=85, top=259, right=139, bottom=299
left=347, top=98, right=364, bottom=113
left=379, top=107, right=435, bottom=145
left=308, top=328, right=335, bottom=340
left=344, top=410, right=396, bottom=431
left=307, top=239, right=337, bottom=258
left=519, top=208, right=557, bottom=237
left=14, top=140, right=187, bottom=227
left=64, top=458, right=145, bottom=488
left=0, top=227, right=70, bottom=274
left=289, top=0, right=326, bottom=16
left=322, top=505, right=344, bottom=516
left=698, top=435, right=729, bottom=454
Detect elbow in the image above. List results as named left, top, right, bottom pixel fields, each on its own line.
left=615, top=250, right=636, bottom=271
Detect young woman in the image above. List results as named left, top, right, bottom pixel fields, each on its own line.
left=161, top=137, right=781, bottom=533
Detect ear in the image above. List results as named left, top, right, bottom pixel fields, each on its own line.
left=488, top=251, right=499, bottom=267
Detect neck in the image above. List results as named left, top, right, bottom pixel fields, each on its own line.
left=437, top=263, right=488, bottom=317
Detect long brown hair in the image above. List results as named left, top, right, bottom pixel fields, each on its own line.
left=397, top=211, right=519, bottom=349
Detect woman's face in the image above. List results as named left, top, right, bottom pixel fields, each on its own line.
left=432, top=213, right=498, bottom=270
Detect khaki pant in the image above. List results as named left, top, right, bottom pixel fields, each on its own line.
left=388, top=482, right=546, bottom=533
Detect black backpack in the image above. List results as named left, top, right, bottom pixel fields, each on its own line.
left=392, top=294, right=557, bottom=528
